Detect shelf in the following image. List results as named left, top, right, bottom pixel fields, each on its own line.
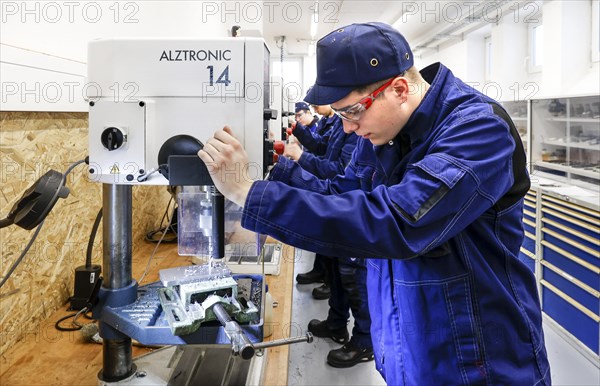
left=542, top=140, right=600, bottom=150
left=570, top=118, right=600, bottom=124
left=568, top=142, right=600, bottom=151
left=534, top=96, right=600, bottom=189
left=536, top=161, right=600, bottom=180
left=542, top=140, right=568, bottom=147
left=547, top=117, right=600, bottom=123
left=512, top=117, right=528, bottom=122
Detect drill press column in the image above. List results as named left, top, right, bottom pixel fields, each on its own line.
left=100, top=184, right=135, bottom=381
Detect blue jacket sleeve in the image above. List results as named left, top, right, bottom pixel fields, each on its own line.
left=294, top=124, right=330, bottom=155
left=268, top=150, right=364, bottom=195
left=296, top=132, right=358, bottom=179
left=243, top=114, right=518, bottom=260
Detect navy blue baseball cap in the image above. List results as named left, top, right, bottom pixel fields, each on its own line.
left=295, top=101, right=310, bottom=113
left=304, top=22, right=414, bottom=105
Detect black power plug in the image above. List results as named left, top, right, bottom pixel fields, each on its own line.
left=70, top=264, right=101, bottom=310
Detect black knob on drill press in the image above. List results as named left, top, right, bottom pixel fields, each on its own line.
left=100, top=127, right=126, bottom=151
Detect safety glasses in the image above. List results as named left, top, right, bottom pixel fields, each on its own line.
left=332, top=76, right=398, bottom=122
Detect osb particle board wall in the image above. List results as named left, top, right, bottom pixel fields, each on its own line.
left=0, top=112, right=171, bottom=356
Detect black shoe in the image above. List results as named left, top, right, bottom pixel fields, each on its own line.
left=296, top=270, right=324, bottom=284
left=327, top=342, right=374, bottom=368
left=307, top=319, right=348, bottom=344
left=312, top=283, right=330, bottom=300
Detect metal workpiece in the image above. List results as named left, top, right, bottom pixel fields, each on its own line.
left=159, top=261, right=232, bottom=287
left=158, top=261, right=260, bottom=336
left=99, top=279, right=263, bottom=346
left=98, top=262, right=263, bottom=346
left=158, top=261, right=313, bottom=359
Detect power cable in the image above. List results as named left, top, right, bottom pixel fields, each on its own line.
left=145, top=196, right=177, bottom=243
left=138, top=196, right=175, bottom=284
left=55, top=307, right=92, bottom=332
left=0, top=219, right=46, bottom=290
left=86, top=208, right=103, bottom=269
left=0, top=159, right=86, bottom=290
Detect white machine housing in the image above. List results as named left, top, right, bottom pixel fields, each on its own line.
left=87, top=38, right=270, bottom=184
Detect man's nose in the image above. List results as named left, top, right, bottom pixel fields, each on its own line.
left=342, top=119, right=358, bottom=134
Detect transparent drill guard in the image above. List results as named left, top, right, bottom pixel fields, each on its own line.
left=178, top=186, right=265, bottom=258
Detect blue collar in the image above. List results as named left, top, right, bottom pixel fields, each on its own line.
left=399, top=62, right=451, bottom=146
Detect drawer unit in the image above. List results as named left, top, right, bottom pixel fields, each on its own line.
left=540, top=194, right=600, bottom=358
left=519, top=189, right=538, bottom=273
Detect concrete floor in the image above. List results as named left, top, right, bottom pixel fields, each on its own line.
left=287, top=250, right=599, bottom=386
left=287, top=249, right=385, bottom=386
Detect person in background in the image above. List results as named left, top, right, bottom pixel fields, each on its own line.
left=199, top=22, right=550, bottom=384
left=294, top=101, right=319, bottom=136
left=290, top=103, right=353, bottom=299
left=285, top=104, right=357, bottom=182
left=313, top=104, right=336, bottom=135
left=291, top=102, right=342, bottom=290
left=285, top=104, right=370, bottom=367
left=290, top=104, right=338, bottom=157
left=288, top=104, right=356, bottom=298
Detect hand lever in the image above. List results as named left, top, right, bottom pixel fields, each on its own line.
left=212, top=303, right=313, bottom=360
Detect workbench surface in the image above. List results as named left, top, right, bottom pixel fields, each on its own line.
left=0, top=240, right=295, bottom=385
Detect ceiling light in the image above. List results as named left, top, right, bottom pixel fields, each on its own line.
left=310, top=1, right=319, bottom=38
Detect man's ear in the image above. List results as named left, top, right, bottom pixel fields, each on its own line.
left=391, top=77, right=409, bottom=103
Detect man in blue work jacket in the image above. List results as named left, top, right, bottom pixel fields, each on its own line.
left=294, top=101, right=319, bottom=135
left=284, top=104, right=371, bottom=367
left=199, top=22, right=551, bottom=385
left=290, top=104, right=357, bottom=298
left=289, top=104, right=356, bottom=298
left=285, top=105, right=357, bottom=183
left=291, top=104, right=355, bottom=289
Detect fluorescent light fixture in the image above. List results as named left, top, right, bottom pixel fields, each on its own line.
left=310, top=1, right=319, bottom=38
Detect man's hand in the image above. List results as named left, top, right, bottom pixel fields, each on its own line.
left=284, top=142, right=303, bottom=161
left=197, top=126, right=253, bottom=207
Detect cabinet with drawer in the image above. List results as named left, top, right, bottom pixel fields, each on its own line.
left=519, top=189, right=538, bottom=274
left=523, top=186, right=599, bottom=365
left=539, top=194, right=599, bottom=361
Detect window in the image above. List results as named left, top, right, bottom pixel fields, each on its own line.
left=528, top=22, right=544, bottom=73
left=272, top=58, right=303, bottom=104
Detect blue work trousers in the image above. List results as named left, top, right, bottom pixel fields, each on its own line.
left=326, top=257, right=372, bottom=349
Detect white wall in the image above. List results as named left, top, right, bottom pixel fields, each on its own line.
left=490, top=15, right=532, bottom=101
left=302, top=54, right=317, bottom=98
left=541, top=0, right=599, bottom=97
left=417, top=39, right=469, bottom=78
left=413, top=0, right=599, bottom=101
left=0, top=1, right=264, bottom=111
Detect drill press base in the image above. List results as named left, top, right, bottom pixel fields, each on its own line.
left=98, top=345, right=266, bottom=386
